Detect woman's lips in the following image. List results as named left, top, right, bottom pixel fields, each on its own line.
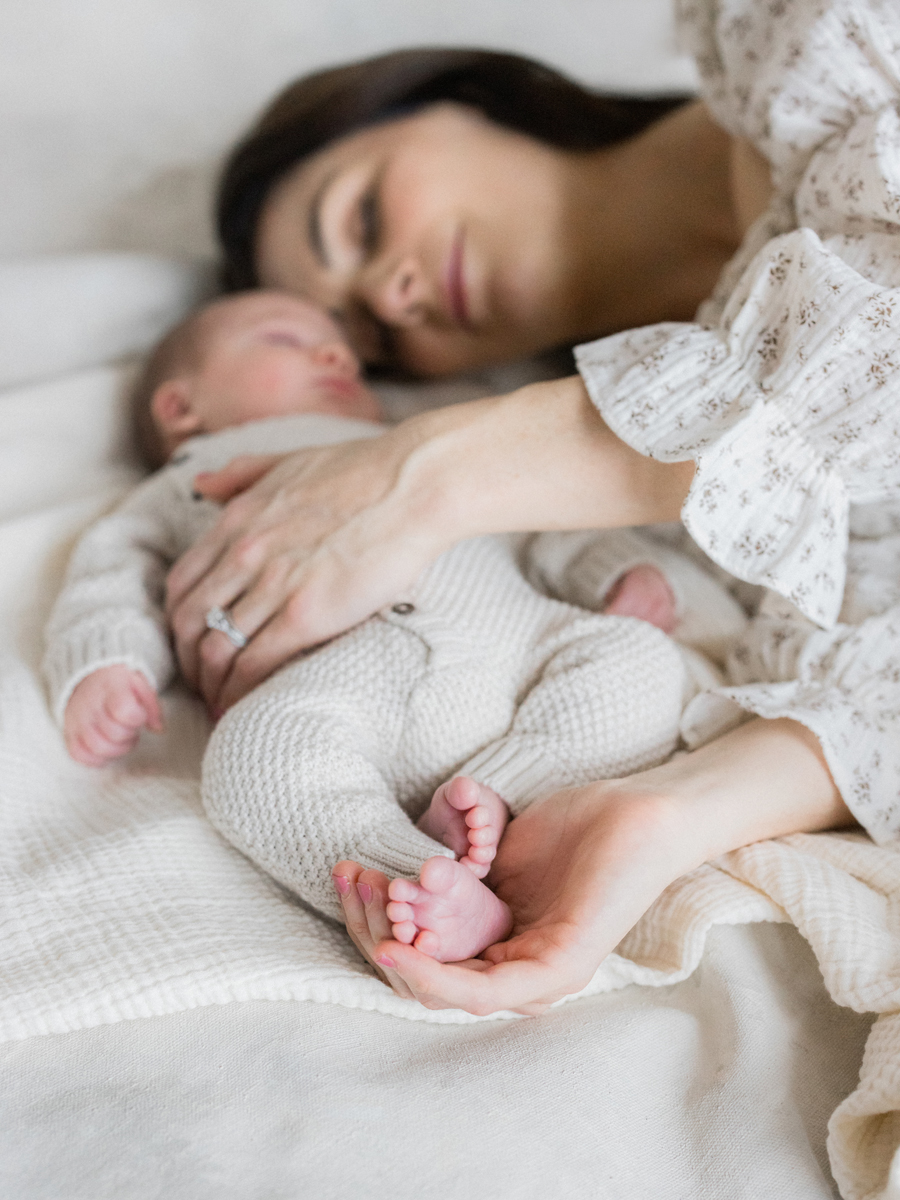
left=444, top=230, right=471, bottom=328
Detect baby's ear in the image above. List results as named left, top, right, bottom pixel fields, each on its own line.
left=150, top=378, right=202, bottom=436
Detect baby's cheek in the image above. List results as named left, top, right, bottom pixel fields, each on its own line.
left=248, top=360, right=304, bottom=415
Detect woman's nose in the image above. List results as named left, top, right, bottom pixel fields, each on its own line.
left=361, top=255, right=429, bottom=327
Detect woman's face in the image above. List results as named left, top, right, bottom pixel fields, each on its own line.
left=255, top=104, right=574, bottom=376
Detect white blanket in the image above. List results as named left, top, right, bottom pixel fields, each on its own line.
left=1, top=255, right=899, bottom=1200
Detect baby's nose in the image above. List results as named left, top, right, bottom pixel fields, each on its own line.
left=311, top=340, right=360, bottom=376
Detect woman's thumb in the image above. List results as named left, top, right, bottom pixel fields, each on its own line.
left=192, top=454, right=286, bottom=502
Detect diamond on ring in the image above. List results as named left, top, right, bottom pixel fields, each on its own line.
left=204, top=605, right=248, bottom=649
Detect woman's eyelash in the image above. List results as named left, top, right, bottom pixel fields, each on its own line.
left=359, top=186, right=381, bottom=255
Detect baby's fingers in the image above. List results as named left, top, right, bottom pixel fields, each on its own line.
left=131, top=674, right=164, bottom=732
left=72, top=721, right=139, bottom=765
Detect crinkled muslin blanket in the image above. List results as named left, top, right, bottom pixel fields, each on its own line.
left=2, top=255, right=900, bottom=1200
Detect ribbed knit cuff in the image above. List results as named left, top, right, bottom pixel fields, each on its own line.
left=44, top=621, right=174, bottom=725
left=460, top=738, right=558, bottom=816
left=356, top=817, right=455, bottom=881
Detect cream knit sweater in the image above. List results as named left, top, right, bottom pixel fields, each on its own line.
left=45, top=414, right=744, bottom=922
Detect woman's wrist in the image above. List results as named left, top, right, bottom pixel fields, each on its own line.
left=391, top=375, right=695, bottom=548
left=605, top=716, right=854, bottom=868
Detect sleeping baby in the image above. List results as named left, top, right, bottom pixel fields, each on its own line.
left=44, top=291, right=747, bottom=963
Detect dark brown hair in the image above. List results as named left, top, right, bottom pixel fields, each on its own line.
left=217, top=47, right=689, bottom=290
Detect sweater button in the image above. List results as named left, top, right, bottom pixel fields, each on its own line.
left=391, top=602, right=415, bottom=615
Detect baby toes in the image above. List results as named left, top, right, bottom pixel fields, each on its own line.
left=387, top=878, right=419, bottom=903
left=465, top=844, right=496, bottom=865
left=385, top=899, right=414, bottom=924
left=458, top=853, right=491, bottom=879
left=391, top=920, right=419, bottom=944
left=413, top=929, right=441, bottom=957
left=464, top=804, right=489, bottom=827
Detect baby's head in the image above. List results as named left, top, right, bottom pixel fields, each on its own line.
left=132, top=290, right=383, bottom=466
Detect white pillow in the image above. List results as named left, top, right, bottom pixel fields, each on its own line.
left=0, top=253, right=214, bottom=392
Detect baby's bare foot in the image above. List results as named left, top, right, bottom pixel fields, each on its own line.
left=604, top=564, right=677, bottom=633
left=386, top=857, right=513, bottom=963
left=417, top=776, right=510, bottom=879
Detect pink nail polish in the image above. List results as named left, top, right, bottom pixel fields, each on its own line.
left=376, top=955, right=396, bottom=969
left=357, top=883, right=373, bottom=904
left=332, top=875, right=351, bottom=896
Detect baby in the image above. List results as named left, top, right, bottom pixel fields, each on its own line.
left=45, top=291, right=747, bottom=963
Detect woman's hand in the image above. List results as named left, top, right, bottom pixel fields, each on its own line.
left=333, top=782, right=685, bottom=1015
left=333, top=719, right=852, bottom=1016
left=166, top=419, right=453, bottom=709
left=166, top=378, right=693, bottom=711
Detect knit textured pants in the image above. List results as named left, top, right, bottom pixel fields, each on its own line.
left=202, top=536, right=688, bottom=922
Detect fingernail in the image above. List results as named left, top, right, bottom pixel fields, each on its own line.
left=376, top=955, right=396, bottom=969
left=332, top=875, right=351, bottom=896
left=357, top=883, right=373, bottom=904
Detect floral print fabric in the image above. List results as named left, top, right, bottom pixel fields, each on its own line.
left=575, top=0, right=900, bottom=840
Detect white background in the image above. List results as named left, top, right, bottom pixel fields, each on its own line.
left=0, top=0, right=696, bottom=258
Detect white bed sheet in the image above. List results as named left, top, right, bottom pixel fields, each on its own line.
left=0, top=925, right=871, bottom=1200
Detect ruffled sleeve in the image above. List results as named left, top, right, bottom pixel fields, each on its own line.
left=576, top=0, right=900, bottom=628
left=681, top=602, right=900, bottom=844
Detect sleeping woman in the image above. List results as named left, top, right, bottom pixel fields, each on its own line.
left=165, top=0, right=900, bottom=1015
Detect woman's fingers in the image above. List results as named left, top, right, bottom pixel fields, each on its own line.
left=189, top=531, right=422, bottom=709
left=211, top=603, right=330, bottom=710
left=329, top=856, right=580, bottom=1015
left=332, top=861, right=415, bottom=1000
left=165, top=521, right=239, bottom=624
left=192, top=454, right=287, bottom=504
left=167, top=429, right=452, bottom=706
left=193, top=557, right=299, bottom=706
left=372, top=939, right=558, bottom=1016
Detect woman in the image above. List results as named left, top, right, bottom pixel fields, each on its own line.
left=167, top=0, right=900, bottom=1014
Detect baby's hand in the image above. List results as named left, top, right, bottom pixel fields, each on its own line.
left=64, top=665, right=163, bottom=766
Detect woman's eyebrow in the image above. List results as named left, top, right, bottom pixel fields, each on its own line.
left=307, top=172, right=335, bottom=269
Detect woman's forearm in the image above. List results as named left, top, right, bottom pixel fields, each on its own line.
left=617, top=717, right=854, bottom=865
left=402, top=375, right=695, bottom=545
left=168, top=374, right=695, bottom=708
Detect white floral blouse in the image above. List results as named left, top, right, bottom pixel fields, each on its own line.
left=575, top=0, right=900, bottom=842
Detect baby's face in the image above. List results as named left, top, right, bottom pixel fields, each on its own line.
left=188, top=292, right=382, bottom=431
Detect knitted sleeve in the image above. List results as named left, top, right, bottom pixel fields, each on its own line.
left=577, top=0, right=900, bottom=628
left=43, top=472, right=189, bottom=724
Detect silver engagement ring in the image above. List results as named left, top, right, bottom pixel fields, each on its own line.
left=204, top=605, right=248, bottom=649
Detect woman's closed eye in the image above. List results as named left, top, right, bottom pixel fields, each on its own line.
left=357, top=181, right=382, bottom=258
